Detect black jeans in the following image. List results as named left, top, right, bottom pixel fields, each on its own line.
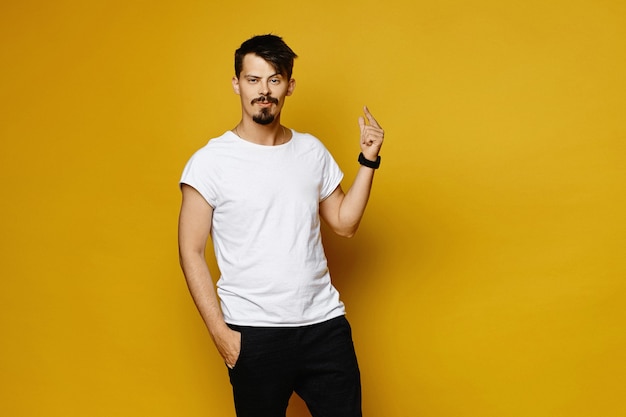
left=227, top=315, right=362, bottom=417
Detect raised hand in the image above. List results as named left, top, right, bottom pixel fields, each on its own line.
left=358, top=106, right=385, bottom=161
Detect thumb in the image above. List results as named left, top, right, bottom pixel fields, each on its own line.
left=358, top=116, right=365, bottom=134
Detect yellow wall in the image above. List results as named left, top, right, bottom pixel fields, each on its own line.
left=1, top=1, right=625, bottom=416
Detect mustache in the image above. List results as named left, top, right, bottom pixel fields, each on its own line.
left=251, top=95, right=279, bottom=105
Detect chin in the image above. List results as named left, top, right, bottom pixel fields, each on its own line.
left=253, top=109, right=276, bottom=125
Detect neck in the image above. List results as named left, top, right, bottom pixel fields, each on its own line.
left=233, top=120, right=289, bottom=146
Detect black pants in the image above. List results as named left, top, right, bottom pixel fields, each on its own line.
left=227, top=315, right=362, bottom=417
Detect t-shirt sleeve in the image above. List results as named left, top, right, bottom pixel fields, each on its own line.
left=179, top=148, right=218, bottom=208
left=320, top=146, right=344, bottom=201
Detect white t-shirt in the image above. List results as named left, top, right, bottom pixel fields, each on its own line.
left=180, top=130, right=346, bottom=326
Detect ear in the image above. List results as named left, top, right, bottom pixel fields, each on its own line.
left=232, top=76, right=240, bottom=95
left=286, top=78, right=296, bottom=96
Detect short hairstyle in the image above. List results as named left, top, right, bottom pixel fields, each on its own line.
left=234, top=34, right=298, bottom=80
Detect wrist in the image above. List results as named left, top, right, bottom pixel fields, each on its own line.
left=358, top=152, right=381, bottom=169
left=208, top=319, right=230, bottom=337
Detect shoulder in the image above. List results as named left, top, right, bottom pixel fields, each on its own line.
left=189, top=131, right=236, bottom=159
left=291, top=130, right=329, bottom=152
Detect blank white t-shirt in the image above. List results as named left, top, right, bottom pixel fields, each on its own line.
left=180, top=130, right=346, bottom=326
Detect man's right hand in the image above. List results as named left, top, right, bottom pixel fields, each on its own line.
left=213, top=325, right=242, bottom=369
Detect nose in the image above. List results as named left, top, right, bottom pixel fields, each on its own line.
left=259, top=80, right=270, bottom=96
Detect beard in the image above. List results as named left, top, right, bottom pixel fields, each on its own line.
left=252, top=107, right=276, bottom=125
left=251, top=95, right=278, bottom=125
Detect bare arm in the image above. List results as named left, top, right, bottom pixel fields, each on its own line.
left=320, top=106, right=385, bottom=238
left=178, top=184, right=240, bottom=368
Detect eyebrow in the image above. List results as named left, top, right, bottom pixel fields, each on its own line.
left=244, top=72, right=283, bottom=79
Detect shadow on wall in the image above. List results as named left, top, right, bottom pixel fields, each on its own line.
left=321, top=221, right=382, bottom=297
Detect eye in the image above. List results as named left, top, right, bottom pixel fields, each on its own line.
left=270, top=78, right=280, bottom=84
left=247, top=78, right=258, bottom=83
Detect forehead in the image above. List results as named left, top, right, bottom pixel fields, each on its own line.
left=241, top=54, right=280, bottom=77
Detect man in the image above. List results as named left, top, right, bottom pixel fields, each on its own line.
left=178, top=34, right=384, bottom=417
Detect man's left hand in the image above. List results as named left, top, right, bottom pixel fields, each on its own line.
left=358, top=106, right=385, bottom=160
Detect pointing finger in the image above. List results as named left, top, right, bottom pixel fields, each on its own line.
left=363, top=106, right=381, bottom=128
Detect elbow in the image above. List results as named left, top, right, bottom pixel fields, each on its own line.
left=334, top=223, right=359, bottom=238
left=178, top=245, right=204, bottom=270
left=323, top=212, right=361, bottom=238
left=178, top=244, right=189, bottom=267
left=178, top=251, right=186, bottom=268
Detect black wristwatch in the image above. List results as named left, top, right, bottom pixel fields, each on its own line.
left=358, top=152, right=381, bottom=169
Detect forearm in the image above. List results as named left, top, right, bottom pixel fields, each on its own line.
left=179, top=251, right=228, bottom=338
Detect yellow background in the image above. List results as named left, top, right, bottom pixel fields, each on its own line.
left=1, top=0, right=625, bottom=416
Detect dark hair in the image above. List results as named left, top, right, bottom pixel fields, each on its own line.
left=234, top=34, right=298, bottom=80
